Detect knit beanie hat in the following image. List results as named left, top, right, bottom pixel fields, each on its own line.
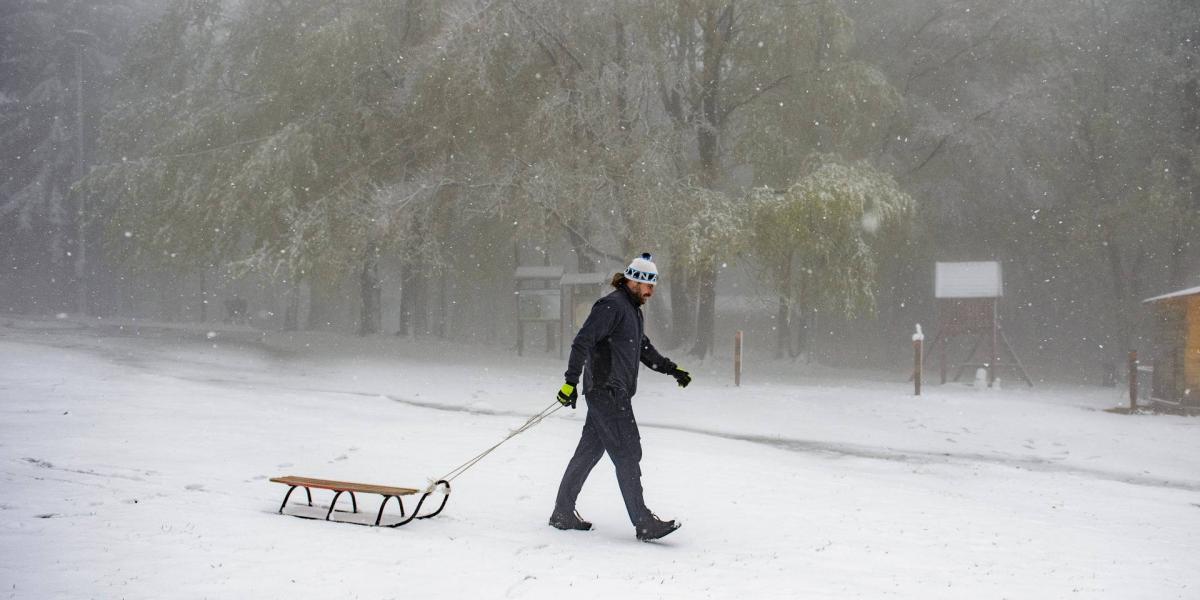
left=624, top=253, right=659, bottom=285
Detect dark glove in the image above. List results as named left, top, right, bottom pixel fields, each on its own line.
left=557, top=383, right=578, bottom=408
left=671, top=367, right=691, bottom=388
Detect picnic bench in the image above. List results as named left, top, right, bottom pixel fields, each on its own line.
left=270, top=476, right=451, bottom=527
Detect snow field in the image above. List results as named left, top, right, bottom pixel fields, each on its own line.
left=0, top=319, right=1197, bottom=599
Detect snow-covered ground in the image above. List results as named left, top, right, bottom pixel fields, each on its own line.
left=1, top=315, right=1197, bottom=599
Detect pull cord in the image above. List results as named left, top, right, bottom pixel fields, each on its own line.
left=428, top=400, right=564, bottom=491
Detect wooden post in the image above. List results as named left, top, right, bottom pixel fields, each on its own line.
left=913, top=324, right=924, bottom=396
left=1128, top=350, right=1138, bottom=410
left=988, top=300, right=998, bottom=387
left=939, top=333, right=947, bottom=385
left=734, top=330, right=743, bottom=386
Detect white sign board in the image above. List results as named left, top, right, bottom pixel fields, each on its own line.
left=935, top=262, right=1003, bottom=299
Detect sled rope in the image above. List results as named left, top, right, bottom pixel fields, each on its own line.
left=430, top=400, right=564, bottom=490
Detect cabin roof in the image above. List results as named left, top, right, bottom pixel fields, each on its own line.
left=1143, top=285, right=1200, bottom=304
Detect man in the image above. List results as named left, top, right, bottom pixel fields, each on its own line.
left=549, top=253, right=692, bottom=542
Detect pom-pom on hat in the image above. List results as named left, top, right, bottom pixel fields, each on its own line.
left=625, top=253, right=659, bottom=285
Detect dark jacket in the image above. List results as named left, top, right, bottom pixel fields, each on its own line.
left=564, top=285, right=677, bottom=397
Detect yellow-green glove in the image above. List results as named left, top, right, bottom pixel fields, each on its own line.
left=672, top=367, right=691, bottom=388
left=557, top=383, right=578, bottom=408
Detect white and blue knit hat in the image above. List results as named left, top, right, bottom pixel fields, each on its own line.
left=625, top=253, right=658, bottom=285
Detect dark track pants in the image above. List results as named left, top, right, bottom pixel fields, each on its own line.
left=553, top=388, right=649, bottom=525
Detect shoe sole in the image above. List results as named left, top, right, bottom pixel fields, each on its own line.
left=637, top=522, right=681, bottom=542
left=549, top=520, right=593, bottom=531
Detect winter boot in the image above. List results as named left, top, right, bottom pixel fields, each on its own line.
left=635, top=514, right=680, bottom=541
left=549, top=509, right=593, bottom=531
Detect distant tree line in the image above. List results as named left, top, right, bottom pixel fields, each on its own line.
left=2, top=0, right=1196, bottom=371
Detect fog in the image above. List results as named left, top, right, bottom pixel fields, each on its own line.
left=3, top=0, right=1198, bottom=382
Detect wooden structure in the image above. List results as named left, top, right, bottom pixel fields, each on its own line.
left=270, top=475, right=450, bottom=527
left=514, top=266, right=564, bottom=356
left=923, top=262, right=1033, bottom=387
left=1140, top=286, right=1200, bottom=412
left=515, top=267, right=612, bottom=358
left=559, top=272, right=610, bottom=358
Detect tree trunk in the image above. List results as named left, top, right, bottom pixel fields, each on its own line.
left=73, top=40, right=89, bottom=318
left=1102, top=229, right=1132, bottom=359
left=774, top=253, right=794, bottom=359
left=283, top=278, right=301, bottom=331
left=565, top=227, right=596, bottom=273
left=686, top=5, right=731, bottom=358
left=775, top=297, right=790, bottom=360
left=435, top=268, right=448, bottom=339
left=358, top=243, right=381, bottom=336
left=158, top=274, right=173, bottom=321
left=412, top=268, right=429, bottom=335
left=1168, top=236, right=1189, bottom=289
left=397, top=262, right=412, bottom=336
left=669, top=257, right=695, bottom=348
left=198, top=269, right=207, bottom=322
left=799, top=308, right=814, bottom=362
left=307, top=278, right=333, bottom=330
left=689, top=258, right=718, bottom=358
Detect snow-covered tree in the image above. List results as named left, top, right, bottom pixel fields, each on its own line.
left=0, top=0, right=151, bottom=314
left=635, top=0, right=904, bottom=356
left=87, top=0, right=436, bottom=332
left=849, top=0, right=1200, bottom=367
left=750, top=158, right=912, bottom=358
left=1017, top=0, right=1199, bottom=359
left=418, top=0, right=681, bottom=264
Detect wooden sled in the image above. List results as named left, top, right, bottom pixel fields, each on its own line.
left=270, top=476, right=451, bottom=527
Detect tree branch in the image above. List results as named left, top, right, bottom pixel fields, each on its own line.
left=721, top=74, right=791, bottom=120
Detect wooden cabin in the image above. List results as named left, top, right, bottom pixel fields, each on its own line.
left=1142, top=286, right=1200, bottom=411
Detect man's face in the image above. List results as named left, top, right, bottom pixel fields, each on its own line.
left=628, top=280, right=655, bottom=304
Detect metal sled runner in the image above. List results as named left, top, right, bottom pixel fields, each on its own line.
left=270, top=476, right=451, bottom=527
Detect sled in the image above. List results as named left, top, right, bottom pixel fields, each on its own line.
left=270, top=475, right=451, bottom=527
